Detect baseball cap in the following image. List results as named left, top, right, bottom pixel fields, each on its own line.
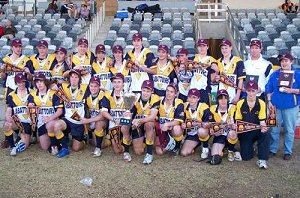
left=33, top=73, right=46, bottom=81
left=141, top=80, right=154, bottom=90
left=112, top=45, right=123, bottom=53
left=250, top=38, right=262, bottom=48
left=11, top=39, right=22, bottom=47
left=69, top=69, right=81, bottom=78
left=95, top=44, right=105, bottom=54
left=245, top=80, right=258, bottom=91
left=110, top=73, right=124, bottom=82
left=55, top=47, right=67, bottom=54
left=15, top=72, right=26, bottom=83
left=216, top=89, right=229, bottom=98
left=78, top=38, right=88, bottom=46
left=37, top=40, right=48, bottom=48
left=197, top=39, right=209, bottom=46
left=132, top=33, right=142, bottom=40
left=188, top=88, right=200, bottom=98
left=89, top=76, right=101, bottom=86
left=176, top=48, right=189, bottom=56
left=279, top=53, right=293, bottom=62
left=158, top=44, right=169, bottom=53
left=167, top=82, right=178, bottom=92
left=219, top=39, right=232, bottom=47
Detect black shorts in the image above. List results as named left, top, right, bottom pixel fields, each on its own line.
left=131, top=124, right=145, bottom=140
left=185, top=134, right=200, bottom=143
left=213, top=135, right=227, bottom=144
left=37, top=124, right=48, bottom=137
left=62, top=118, right=85, bottom=141
left=15, top=122, right=32, bottom=135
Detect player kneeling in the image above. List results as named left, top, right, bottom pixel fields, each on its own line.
left=155, top=83, right=184, bottom=155
left=131, top=80, right=160, bottom=164
left=28, top=73, right=63, bottom=154
left=208, top=89, right=240, bottom=165
left=181, top=88, right=212, bottom=158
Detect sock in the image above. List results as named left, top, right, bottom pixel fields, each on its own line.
left=202, top=140, right=209, bottom=148
left=122, top=138, right=130, bottom=153
left=56, top=132, right=68, bottom=149
left=95, top=130, right=104, bottom=149
left=227, top=142, right=236, bottom=152
left=5, top=130, right=15, bottom=148
left=146, top=139, right=153, bottom=155
left=174, top=135, right=184, bottom=150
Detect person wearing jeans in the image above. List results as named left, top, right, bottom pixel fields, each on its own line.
left=265, top=53, right=300, bottom=160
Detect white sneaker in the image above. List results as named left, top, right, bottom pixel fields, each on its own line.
left=228, top=151, right=235, bottom=162
left=51, top=146, right=58, bottom=156
left=201, top=147, right=209, bottom=159
left=143, top=153, right=153, bottom=164
left=92, top=147, right=102, bottom=157
left=256, top=160, right=268, bottom=169
left=10, top=147, right=17, bottom=156
left=123, top=152, right=132, bottom=162
left=234, top=151, right=242, bottom=161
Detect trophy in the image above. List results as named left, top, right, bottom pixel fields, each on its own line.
left=28, top=106, right=39, bottom=132
left=278, top=70, right=294, bottom=91
left=125, top=59, right=139, bottom=71
left=236, top=120, right=262, bottom=133
left=219, top=72, right=242, bottom=91
left=12, top=114, right=25, bottom=133
left=0, top=62, right=24, bottom=73
left=120, top=92, right=137, bottom=125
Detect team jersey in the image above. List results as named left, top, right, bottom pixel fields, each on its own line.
left=71, top=51, right=95, bottom=84
left=210, top=104, right=236, bottom=136
left=61, top=82, right=89, bottom=124
left=110, top=60, right=132, bottom=92
left=124, top=47, right=155, bottom=92
left=131, top=94, right=161, bottom=119
left=152, top=59, right=177, bottom=97
left=2, top=55, right=31, bottom=90
left=158, top=97, right=184, bottom=128
left=30, top=53, right=56, bottom=80
left=91, top=57, right=113, bottom=91
left=49, top=59, right=70, bottom=84
left=217, top=55, right=246, bottom=101
left=6, top=88, right=31, bottom=123
left=28, top=89, right=63, bottom=128
left=184, top=101, right=212, bottom=136
left=101, top=90, right=126, bottom=129
left=235, top=98, right=266, bottom=124
left=86, top=91, right=105, bottom=129
left=190, top=54, right=216, bottom=92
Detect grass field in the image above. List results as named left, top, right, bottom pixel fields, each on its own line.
left=0, top=136, right=299, bottom=198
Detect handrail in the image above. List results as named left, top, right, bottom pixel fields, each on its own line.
left=194, top=1, right=248, bottom=60
left=85, top=1, right=106, bottom=48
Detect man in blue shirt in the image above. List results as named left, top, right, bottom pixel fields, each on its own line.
left=265, top=53, right=300, bottom=160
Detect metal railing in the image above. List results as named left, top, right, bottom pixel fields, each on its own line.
left=194, top=1, right=248, bottom=60
left=85, top=1, right=105, bottom=48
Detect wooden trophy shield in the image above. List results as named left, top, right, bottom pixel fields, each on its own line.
left=29, top=106, right=39, bottom=132
left=266, top=107, right=277, bottom=127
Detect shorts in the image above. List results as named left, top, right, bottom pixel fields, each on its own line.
left=185, top=134, right=200, bottom=143
left=131, top=124, right=145, bottom=139
left=15, top=122, right=32, bottom=135
left=37, top=124, right=48, bottom=137
left=62, top=118, right=85, bottom=141
left=213, top=135, right=227, bottom=144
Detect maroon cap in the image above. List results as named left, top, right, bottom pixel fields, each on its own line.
left=245, top=80, right=258, bottom=91
left=37, top=40, right=48, bottom=48
left=33, top=73, right=46, bottom=81
left=141, top=80, right=154, bottom=90
left=95, top=44, right=105, bottom=54
left=188, top=88, right=200, bottom=98
left=110, top=73, right=124, bottom=82
left=15, top=72, right=26, bottom=83
left=158, top=44, right=169, bottom=53
left=250, top=39, right=262, bottom=48
left=55, top=47, right=67, bottom=54
left=11, top=39, right=22, bottom=47
left=69, top=69, right=81, bottom=78
left=132, top=33, right=142, bottom=40
left=217, top=89, right=229, bottom=98
left=112, top=45, right=123, bottom=53
left=167, top=82, right=178, bottom=92
left=197, top=39, right=209, bottom=46
left=279, top=53, right=293, bottom=62
left=177, top=48, right=189, bottom=56
left=89, top=76, right=100, bottom=86
left=219, top=39, right=232, bottom=47
left=78, top=38, right=88, bottom=46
